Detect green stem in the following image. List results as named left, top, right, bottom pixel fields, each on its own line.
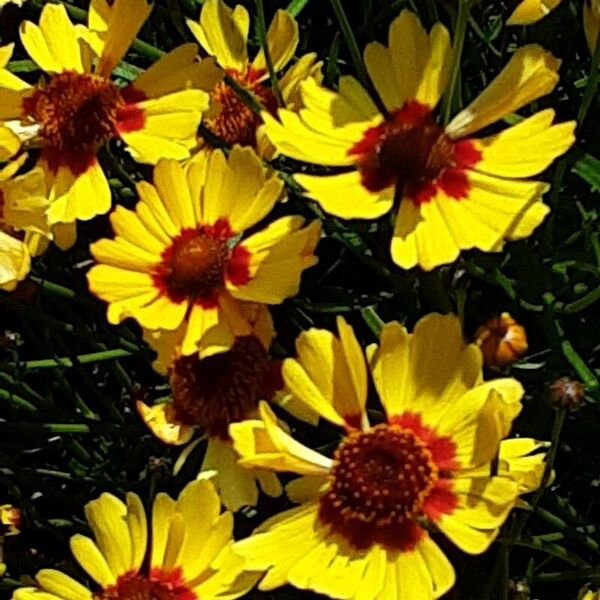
left=286, top=0, right=311, bottom=17
left=0, top=389, right=38, bottom=413
left=360, top=306, right=385, bottom=337
left=577, top=31, right=600, bottom=129
left=441, top=0, right=471, bottom=125
left=16, top=349, right=133, bottom=370
left=328, top=0, right=370, bottom=90
left=255, top=0, right=284, bottom=106
left=30, top=277, right=76, bottom=300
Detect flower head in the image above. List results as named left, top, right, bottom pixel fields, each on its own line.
left=549, top=377, right=585, bottom=410
left=138, top=304, right=283, bottom=511
left=475, top=312, right=528, bottom=367
left=11, top=480, right=257, bottom=600
left=230, top=314, right=548, bottom=599
left=262, top=10, right=575, bottom=270
left=0, top=0, right=210, bottom=226
left=88, top=147, right=320, bottom=358
left=187, top=0, right=321, bottom=155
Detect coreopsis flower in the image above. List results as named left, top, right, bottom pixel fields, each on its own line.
left=88, top=147, right=321, bottom=358
left=11, top=480, right=258, bottom=600
left=0, top=505, right=21, bottom=536
left=187, top=0, right=321, bottom=155
left=0, top=156, right=49, bottom=291
left=0, top=0, right=210, bottom=226
left=137, top=304, right=283, bottom=511
left=507, top=0, right=563, bottom=25
left=475, top=313, right=528, bottom=367
left=263, top=10, right=576, bottom=271
left=584, top=0, right=600, bottom=53
left=581, top=590, right=600, bottom=600
left=230, top=314, right=548, bottom=599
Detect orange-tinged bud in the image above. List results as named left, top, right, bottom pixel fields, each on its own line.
left=0, top=504, right=21, bottom=536
left=475, top=313, right=528, bottom=367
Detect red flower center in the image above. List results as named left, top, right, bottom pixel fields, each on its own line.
left=204, top=68, right=278, bottom=147
left=96, top=570, right=195, bottom=600
left=170, top=335, right=282, bottom=438
left=151, top=219, right=251, bottom=308
left=21, top=71, right=124, bottom=175
left=319, top=424, right=438, bottom=551
left=348, top=100, right=481, bottom=205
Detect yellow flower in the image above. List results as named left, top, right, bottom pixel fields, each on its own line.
left=137, top=304, right=283, bottom=511
left=507, top=0, right=563, bottom=25
left=11, top=480, right=258, bottom=600
left=187, top=0, right=321, bottom=155
left=87, top=147, right=321, bottom=358
left=263, top=10, right=575, bottom=271
left=584, top=0, right=600, bottom=53
left=581, top=590, right=600, bottom=600
left=230, top=314, right=548, bottom=599
left=0, top=0, right=210, bottom=226
left=0, top=155, right=49, bottom=291
left=475, top=312, right=529, bottom=367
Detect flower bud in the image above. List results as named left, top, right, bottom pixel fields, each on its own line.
left=475, top=313, right=528, bottom=367
left=584, top=0, right=600, bottom=55
left=0, top=504, right=21, bottom=536
left=549, top=377, right=585, bottom=410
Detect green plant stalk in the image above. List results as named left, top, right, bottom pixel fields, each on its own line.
left=0, top=389, right=38, bottom=413
left=286, top=0, right=311, bottom=17
left=361, top=306, right=385, bottom=337
left=18, top=349, right=133, bottom=370
left=255, top=0, right=284, bottom=106
left=441, top=0, right=471, bottom=125
left=328, top=0, right=370, bottom=90
left=577, top=31, right=600, bottom=128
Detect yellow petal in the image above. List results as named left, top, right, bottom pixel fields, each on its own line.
left=150, top=492, right=176, bottom=568
left=152, top=159, right=196, bottom=229
left=35, top=570, right=92, bottom=600
left=0, top=125, right=21, bottom=161
left=498, top=437, right=549, bottom=494
left=475, top=109, right=575, bottom=178
left=507, top=0, right=563, bottom=25
left=370, top=321, right=413, bottom=419
left=230, top=403, right=332, bottom=475
left=447, top=45, right=561, bottom=138
left=295, top=170, right=393, bottom=219
left=252, top=9, right=298, bottom=73
left=0, top=231, right=30, bottom=292
left=229, top=218, right=320, bottom=303
left=189, top=0, right=248, bottom=71
left=45, top=161, right=111, bottom=225
left=69, top=535, right=116, bottom=588
left=136, top=401, right=195, bottom=445
left=96, top=0, right=152, bottom=78
left=83, top=493, right=133, bottom=577
left=20, top=4, right=84, bottom=74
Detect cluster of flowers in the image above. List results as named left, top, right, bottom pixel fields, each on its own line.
left=0, top=0, right=598, bottom=598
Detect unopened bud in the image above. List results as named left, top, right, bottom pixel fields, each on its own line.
left=0, top=505, right=21, bottom=536
left=475, top=313, right=528, bottom=367
left=549, top=377, right=585, bottom=410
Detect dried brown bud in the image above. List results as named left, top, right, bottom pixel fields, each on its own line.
left=549, top=377, right=585, bottom=410
left=475, top=313, right=528, bottom=367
